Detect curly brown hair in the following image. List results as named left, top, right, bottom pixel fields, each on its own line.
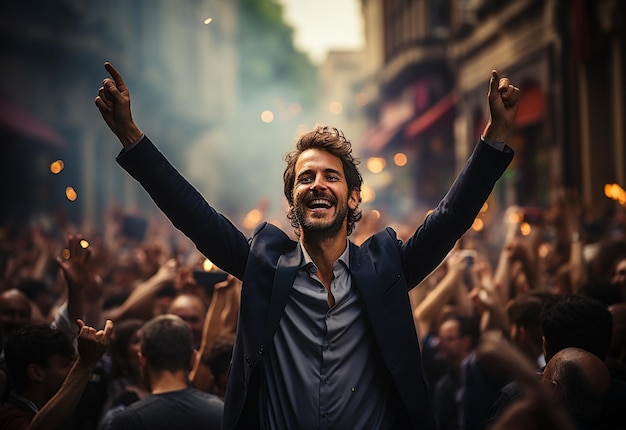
left=283, top=126, right=363, bottom=235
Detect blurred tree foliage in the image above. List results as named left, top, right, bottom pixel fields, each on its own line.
left=237, top=0, right=318, bottom=109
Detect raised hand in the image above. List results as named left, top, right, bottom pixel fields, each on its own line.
left=95, top=62, right=143, bottom=147
left=483, top=70, right=521, bottom=142
left=56, top=235, right=94, bottom=291
left=76, top=318, right=114, bottom=367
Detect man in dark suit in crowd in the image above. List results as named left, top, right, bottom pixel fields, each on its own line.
left=96, top=62, right=519, bottom=429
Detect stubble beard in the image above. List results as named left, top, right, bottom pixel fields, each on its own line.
left=294, top=199, right=348, bottom=241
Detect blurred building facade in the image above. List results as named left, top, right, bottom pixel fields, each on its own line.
left=0, top=0, right=239, bottom=226
left=359, top=0, right=625, bottom=220
left=317, top=50, right=369, bottom=148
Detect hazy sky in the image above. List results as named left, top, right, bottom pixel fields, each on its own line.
left=278, top=0, right=364, bottom=64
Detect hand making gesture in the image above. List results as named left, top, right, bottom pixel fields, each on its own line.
left=95, top=62, right=143, bottom=147
left=76, top=318, right=114, bottom=368
left=483, top=70, right=521, bottom=142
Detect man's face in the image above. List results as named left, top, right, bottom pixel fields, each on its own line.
left=611, top=258, right=626, bottom=291
left=0, top=292, right=31, bottom=340
left=437, top=319, right=468, bottom=365
left=168, top=297, right=205, bottom=349
left=292, top=148, right=358, bottom=238
left=42, top=353, right=75, bottom=400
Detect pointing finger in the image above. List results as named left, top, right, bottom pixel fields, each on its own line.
left=101, top=319, right=114, bottom=340
left=104, top=62, right=127, bottom=91
left=488, top=70, right=499, bottom=99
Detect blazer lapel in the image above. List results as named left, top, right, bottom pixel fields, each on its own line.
left=349, top=242, right=379, bottom=312
left=262, top=245, right=302, bottom=345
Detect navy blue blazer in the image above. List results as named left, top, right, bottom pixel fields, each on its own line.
left=117, top=136, right=513, bottom=429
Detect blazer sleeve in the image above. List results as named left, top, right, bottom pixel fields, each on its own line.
left=400, top=138, right=514, bottom=287
left=116, top=135, right=250, bottom=278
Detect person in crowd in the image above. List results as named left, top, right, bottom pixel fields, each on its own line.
left=607, top=301, right=626, bottom=380
left=432, top=313, right=507, bottom=430
left=0, top=234, right=104, bottom=408
left=0, top=289, right=32, bottom=350
left=477, top=331, right=576, bottom=430
left=506, top=292, right=549, bottom=369
left=190, top=275, right=240, bottom=395
left=99, top=319, right=147, bottom=429
left=488, top=293, right=626, bottom=429
left=610, top=254, right=626, bottom=300
left=202, top=334, right=235, bottom=398
left=105, top=314, right=223, bottom=430
left=0, top=319, right=113, bottom=430
left=413, top=250, right=475, bottom=394
left=95, top=60, right=519, bottom=429
left=541, top=347, right=611, bottom=430
left=167, top=293, right=206, bottom=350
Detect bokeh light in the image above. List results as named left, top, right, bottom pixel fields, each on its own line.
left=50, top=160, right=64, bottom=174
left=261, top=110, right=274, bottom=123
left=366, top=157, right=386, bottom=174
left=393, top=153, right=407, bottom=167
left=65, top=187, right=77, bottom=201
left=329, top=101, right=343, bottom=114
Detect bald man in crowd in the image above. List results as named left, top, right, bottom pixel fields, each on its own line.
left=167, top=294, right=206, bottom=350
left=541, top=347, right=611, bottom=429
left=0, top=289, right=32, bottom=348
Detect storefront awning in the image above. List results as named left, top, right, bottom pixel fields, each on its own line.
left=0, top=96, right=66, bottom=148
left=360, top=122, right=406, bottom=153
left=515, top=86, right=545, bottom=127
left=405, top=93, right=456, bottom=139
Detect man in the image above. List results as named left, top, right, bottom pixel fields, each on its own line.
left=488, top=294, right=626, bottom=429
left=477, top=332, right=576, bottom=430
left=167, top=293, right=206, bottom=350
left=0, top=320, right=112, bottom=430
left=0, top=289, right=32, bottom=349
left=433, top=314, right=506, bottom=430
left=610, top=256, right=626, bottom=300
left=507, top=292, right=548, bottom=368
left=541, top=347, right=611, bottom=429
left=96, top=62, right=519, bottom=429
left=106, top=314, right=223, bottom=429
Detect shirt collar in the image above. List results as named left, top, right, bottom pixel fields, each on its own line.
left=299, top=239, right=350, bottom=269
left=10, top=391, right=38, bottom=414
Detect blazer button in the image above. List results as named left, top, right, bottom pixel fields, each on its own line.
left=259, top=344, right=264, bottom=355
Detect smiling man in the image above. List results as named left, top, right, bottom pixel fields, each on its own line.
left=96, top=62, right=519, bottom=429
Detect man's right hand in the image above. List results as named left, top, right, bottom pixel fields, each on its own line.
left=76, top=319, right=114, bottom=368
left=95, top=62, right=143, bottom=147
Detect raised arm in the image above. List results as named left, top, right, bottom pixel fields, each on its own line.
left=55, top=234, right=96, bottom=336
left=414, top=251, right=468, bottom=340
left=94, top=62, right=250, bottom=279
left=190, top=275, right=241, bottom=392
left=402, top=71, right=520, bottom=286
left=30, top=319, right=113, bottom=430
left=104, top=258, right=178, bottom=323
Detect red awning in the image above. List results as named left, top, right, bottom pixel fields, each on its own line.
left=0, top=96, right=67, bottom=148
left=360, top=122, right=406, bottom=153
left=515, top=86, right=545, bottom=127
left=405, top=93, right=456, bottom=139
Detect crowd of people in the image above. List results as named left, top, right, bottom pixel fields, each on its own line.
left=0, top=62, right=623, bottom=429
